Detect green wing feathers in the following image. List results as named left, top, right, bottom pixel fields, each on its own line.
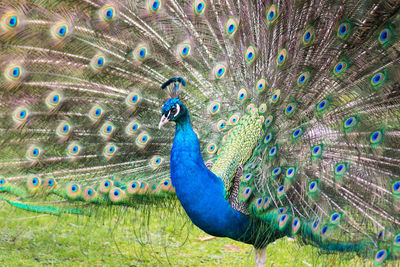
left=211, top=111, right=263, bottom=194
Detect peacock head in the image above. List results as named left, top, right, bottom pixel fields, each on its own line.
left=158, top=97, right=187, bottom=129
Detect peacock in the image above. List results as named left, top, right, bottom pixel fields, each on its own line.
left=1, top=0, right=400, bottom=265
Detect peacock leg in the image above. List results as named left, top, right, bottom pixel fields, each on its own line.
left=255, top=248, right=266, bottom=267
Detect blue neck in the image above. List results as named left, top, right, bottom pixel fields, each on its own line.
left=170, top=111, right=252, bottom=241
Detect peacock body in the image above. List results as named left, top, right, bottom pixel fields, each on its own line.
left=1, top=0, right=400, bottom=265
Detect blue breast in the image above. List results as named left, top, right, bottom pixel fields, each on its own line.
left=169, top=111, right=261, bottom=244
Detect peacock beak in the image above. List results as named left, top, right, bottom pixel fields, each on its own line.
left=158, top=111, right=171, bottom=129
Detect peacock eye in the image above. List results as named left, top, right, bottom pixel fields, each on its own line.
left=171, top=107, right=177, bottom=114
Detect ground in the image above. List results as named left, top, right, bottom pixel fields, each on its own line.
left=0, top=202, right=372, bottom=266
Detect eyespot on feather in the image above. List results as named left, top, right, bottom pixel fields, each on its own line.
left=126, top=91, right=141, bottom=109
left=4, top=64, right=22, bottom=81
left=91, top=54, right=106, bottom=70
left=265, top=115, right=274, bottom=128
left=237, top=88, right=248, bottom=102
left=147, top=0, right=162, bottom=13
left=321, top=225, right=329, bottom=239
left=45, top=91, right=63, bottom=110
left=242, top=173, right=253, bottom=183
left=239, top=187, right=252, bottom=202
left=316, top=99, right=329, bottom=113
left=263, top=197, right=271, bottom=210
left=392, top=181, right=400, bottom=195
left=83, top=187, right=97, bottom=201
left=126, top=120, right=141, bottom=136
left=271, top=89, right=281, bottom=104
left=394, top=233, right=400, bottom=247
left=127, top=181, right=140, bottom=194
left=254, top=197, right=264, bottom=211
left=330, top=212, right=341, bottom=225
left=150, top=156, right=163, bottom=169
left=99, top=179, right=114, bottom=194
left=378, top=28, right=391, bottom=45
left=26, top=145, right=41, bottom=161
left=370, top=71, right=386, bottom=88
left=246, top=104, right=256, bottom=114
left=0, top=177, right=7, bottom=187
left=134, top=44, right=149, bottom=62
left=193, top=0, right=206, bottom=16
left=374, top=249, right=387, bottom=264
left=229, top=114, right=239, bottom=125
left=244, top=45, right=257, bottom=64
left=337, top=22, right=351, bottom=40
left=207, top=143, right=217, bottom=154
left=56, top=121, right=72, bottom=139
left=216, top=120, right=227, bottom=131
left=302, top=27, right=315, bottom=45
left=266, top=5, right=278, bottom=24
left=277, top=185, right=286, bottom=198
left=292, top=128, right=303, bottom=140
left=343, top=116, right=358, bottom=131
left=311, top=145, right=323, bottom=158
left=259, top=103, right=267, bottom=114
left=263, top=197, right=271, bottom=209
left=370, top=130, right=383, bottom=145
left=99, top=4, right=116, bottom=22
left=278, top=214, right=290, bottom=230
left=1, top=12, right=20, bottom=31
left=311, top=218, right=320, bottom=232
left=51, top=22, right=69, bottom=40
left=285, top=103, right=297, bottom=117
left=44, top=177, right=57, bottom=190
left=277, top=207, right=287, bottom=214
left=177, top=42, right=192, bottom=59
left=271, top=167, right=281, bottom=179
left=160, top=178, right=172, bottom=192
left=109, top=187, right=125, bottom=202
left=67, top=142, right=81, bottom=157
left=334, top=163, right=348, bottom=178
left=103, top=143, right=117, bottom=159
left=333, top=60, right=348, bottom=76
left=276, top=49, right=287, bottom=66
left=214, top=63, right=227, bottom=79
left=292, top=217, right=301, bottom=234
left=308, top=181, right=318, bottom=194
left=255, top=78, right=267, bottom=93
left=225, top=17, right=238, bottom=37
left=297, top=71, right=310, bottom=87
left=27, top=176, right=41, bottom=190
left=89, top=105, right=104, bottom=122
left=100, top=121, right=115, bottom=139
left=67, top=184, right=81, bottom=199
left=139, top=182, right=149, bottom=194
left=136, top=132, right=150, bottom=148
left=148, top=183, right=159, bottom=194
left=208, top=102, right=221, bottom=115
left=285, top=167, right=296, bottom=180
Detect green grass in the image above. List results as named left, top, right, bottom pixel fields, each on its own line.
left=0, top=201, right=376, bottom=266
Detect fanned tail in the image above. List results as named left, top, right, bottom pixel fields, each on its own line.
left=1, top=0, right=400, bottom=265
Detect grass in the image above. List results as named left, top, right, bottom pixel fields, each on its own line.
left=0, top=201, right=377, bottom=266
